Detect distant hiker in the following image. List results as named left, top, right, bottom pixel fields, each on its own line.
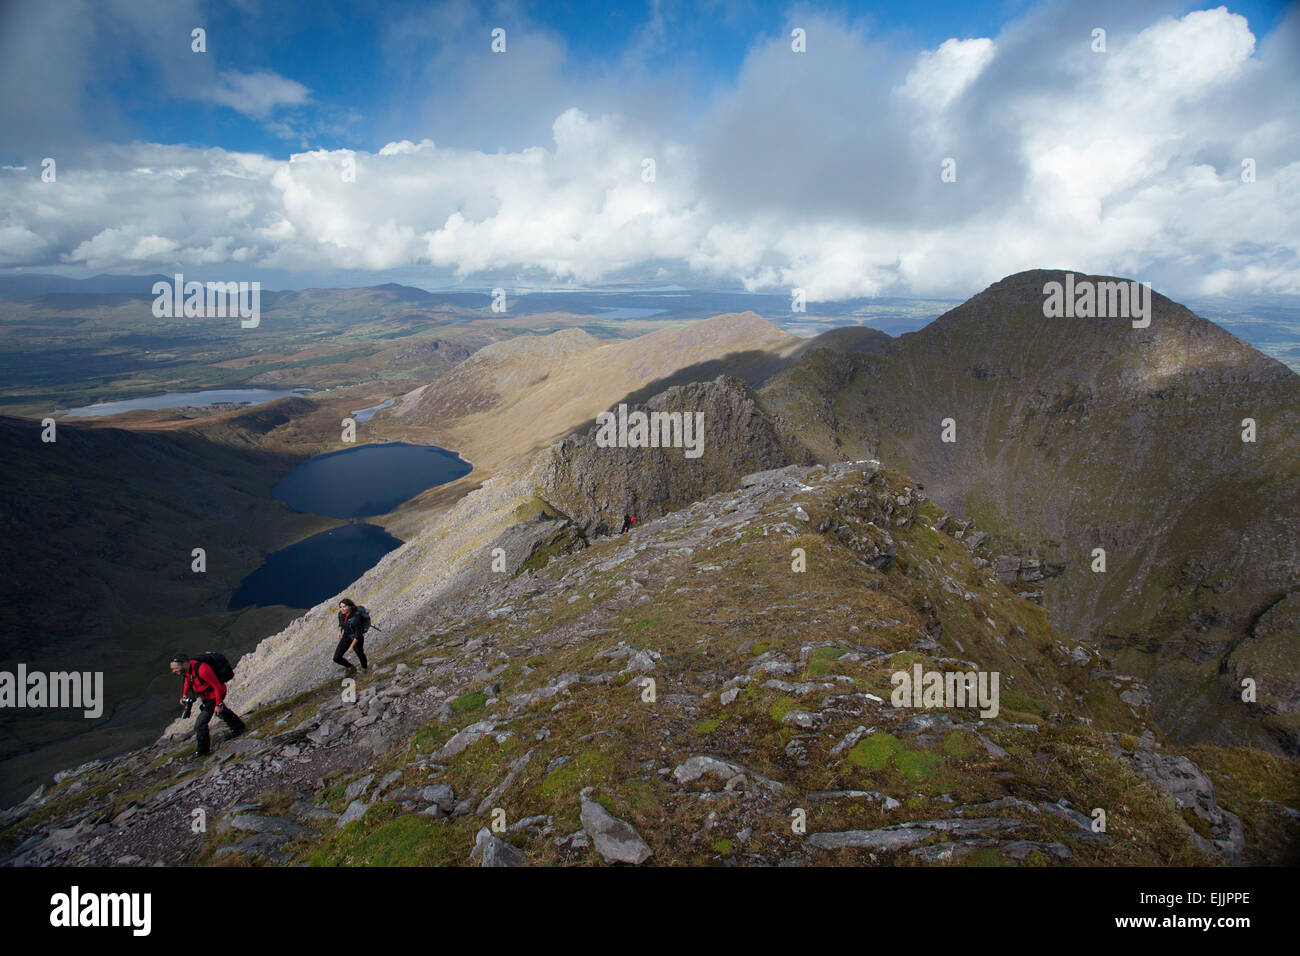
left=169, top=653, right=245, bottom=758
left=334, top=598, right=371, bottom=673
left=620, top=513, right=634, bottom=534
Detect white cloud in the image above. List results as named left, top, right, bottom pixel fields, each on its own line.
left=899, top=37, right=996, bottom=110
left=0, top=6, right=1296, bottom=300
left=0, top=224, right=48, bottom=264
left=204, top=69, right=312, bottom=120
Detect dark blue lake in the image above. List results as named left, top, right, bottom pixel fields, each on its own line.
left=228, top=523, right=402, bottom=610
left=272, top=442, right=472, bottom=518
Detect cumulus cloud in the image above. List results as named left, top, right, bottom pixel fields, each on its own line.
left=0, top=4, right=1296, bottom=300
left=204, top=70, right=312, bottom=120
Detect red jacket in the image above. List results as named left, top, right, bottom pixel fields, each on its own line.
left=182, top=661, right=226, bottom=707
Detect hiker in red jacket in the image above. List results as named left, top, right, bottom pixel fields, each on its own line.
left=169, top=655, right=246, bottom=757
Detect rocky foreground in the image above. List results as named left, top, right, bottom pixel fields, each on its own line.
left=5, top=460, right=1292, bottom=867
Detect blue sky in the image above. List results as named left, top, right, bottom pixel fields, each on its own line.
left=1, top=0, right=1297, bottom=300
left=13, top=0, right=1293, bottom=156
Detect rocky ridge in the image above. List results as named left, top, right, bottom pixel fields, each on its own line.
left=4, top=458, right=1287, bottom=867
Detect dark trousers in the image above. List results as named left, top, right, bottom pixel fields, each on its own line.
left=334, top=635, right=367, bottom=669
left=195, top=700, right=245, bottom=755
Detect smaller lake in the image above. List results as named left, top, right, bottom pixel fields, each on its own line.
left=65, top=387, right=311, bottom=417
left=228, top=522, right=402, bottom=610
left=274, top=442, right=472, bottom=518
left=350, top=398, right=394, bottom=423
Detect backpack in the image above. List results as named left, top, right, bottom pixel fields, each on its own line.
left=194, top=651, right=235, bottom=683
left=356, top=606, right=371, bottom=636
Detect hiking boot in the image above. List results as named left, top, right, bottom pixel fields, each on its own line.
left=226, top=727, right=245, bottom=741
left=187, top=751, right=210, bottom=762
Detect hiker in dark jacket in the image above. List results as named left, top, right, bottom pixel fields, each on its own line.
left=169, top=655, right=245, bottom=757
left=334, top=597, right=370, bottom=673
left=620, top=513, right=633, bottom=534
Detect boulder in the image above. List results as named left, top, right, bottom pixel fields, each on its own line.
left=337, top=800, right=368, bottom=828
left=1128, top=749, right=1244, bottom=864
left=579, top=797, right=652, bottom=864
left=472, top=828, right=526, bottom=867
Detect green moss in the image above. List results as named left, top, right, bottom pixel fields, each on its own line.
left=520, top=532, right=575, bottom=571
left=696, top=718, right=722, bottom=734
left=307, top=809, right=470, bottom=866
left=847, top=732, right=901, bottom=770
left=941, top=730, right=977, bottom=759
left=1181, top=808, right=1214, bottom=840
left=409, top=722, right=452, bottom=755
left=540, top=749, right=615, bottom=802
left=964, top=848, right=1016, bottom=867
left=450, top=691, right=486, bottom=713
left=894, top=749, right=943, bottom=782
left=1000, top=690, right=1046, bottom=716
left=317, top=784, right=348, bottom=813
left=769, top=696, right=801, bottom=724
left=447, top=734, right=520, bottom=787
left=807, top=646, right=845, bottom=676
left=713, top=838, right=734, bottom=856
left=622, top=780, right=661, bottom=816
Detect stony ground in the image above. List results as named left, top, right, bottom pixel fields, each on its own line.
left=3, top=462, right=1295, bottom=867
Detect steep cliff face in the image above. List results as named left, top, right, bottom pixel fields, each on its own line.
left=537, top=376, right=811, bottom=535
left=760, top=270, right=1300, bottom=752
left=1228, top=593, right=1300, bottom=719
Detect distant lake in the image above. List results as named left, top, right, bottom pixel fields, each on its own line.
left=273, top=441, right=472, bottom=518
left=350, top=398, right=394, bottom=423
left=228, top=523, right=401, bottom=610
left=65, top=387, right=310, bottom=417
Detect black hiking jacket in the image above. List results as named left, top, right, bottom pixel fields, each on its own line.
left=338, top=607, right=368, bottom=640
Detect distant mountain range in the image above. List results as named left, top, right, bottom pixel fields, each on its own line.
left=3, top=274, right=1297, bottom=372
